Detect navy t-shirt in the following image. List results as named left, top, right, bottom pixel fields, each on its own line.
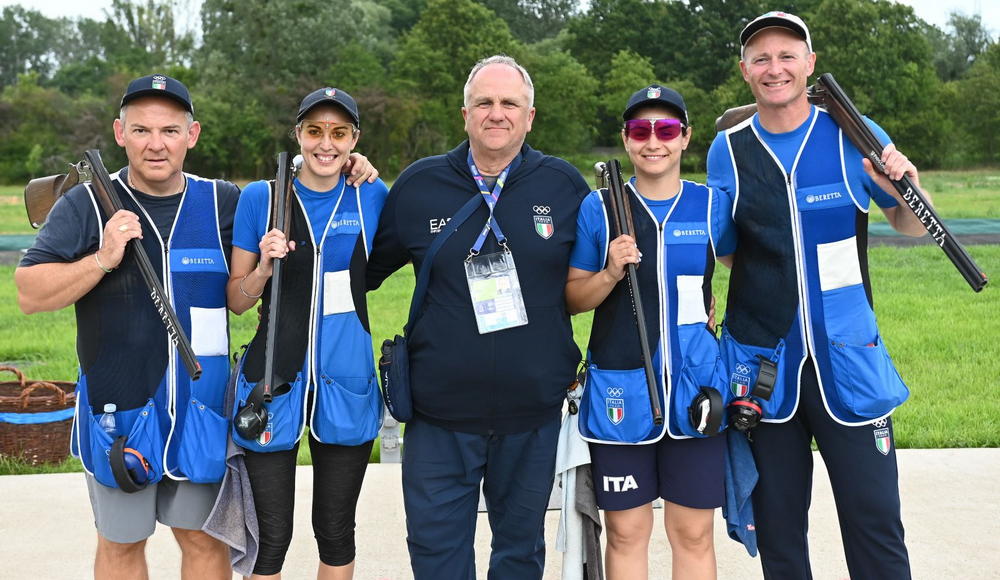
left=21, top=168, right=240, bottom=267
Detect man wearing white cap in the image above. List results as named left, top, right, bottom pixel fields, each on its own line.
left=707, top=11, right=928, bottom=579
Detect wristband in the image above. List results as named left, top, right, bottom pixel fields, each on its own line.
left=94, top=252, right=114, bottom=274
left=239, top=273, right=263, bottom=299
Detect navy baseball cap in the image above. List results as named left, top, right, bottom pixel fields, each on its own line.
left=622, top=85, right=688, bottom=124
left=296, top=87, right=360, bottom=128
left=740, top=11, right=812, bottom=58
left=121, top=74, right=193, bottom=114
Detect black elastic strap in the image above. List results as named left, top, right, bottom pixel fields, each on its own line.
left=690, top=387, right=724, bottom=437
left=110, top=435, right=144, bottom=494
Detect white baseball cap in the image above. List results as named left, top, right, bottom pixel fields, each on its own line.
left=740, top=11, right=812, bottom=58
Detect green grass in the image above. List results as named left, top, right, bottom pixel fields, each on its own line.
left=0, top=187, right=35, bottom=235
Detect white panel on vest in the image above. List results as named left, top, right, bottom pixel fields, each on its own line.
left=816, top=236, right=863, bottom=291
left=323, top=270, right=355, bottom=315
left=676, top=275, right=708, bottom=325
left=190, top=306, right=228, bottom=356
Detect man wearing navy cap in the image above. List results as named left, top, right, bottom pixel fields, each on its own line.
left=707, top=11, right=928, bottom=579
left=15, top=74, right=376, bottom=579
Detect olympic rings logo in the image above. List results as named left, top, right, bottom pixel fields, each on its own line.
left=532, top=205, right=551, bottom=215
left=606, top=387, right=623, bottom=397
left=735, top=363, right=752, bottom=375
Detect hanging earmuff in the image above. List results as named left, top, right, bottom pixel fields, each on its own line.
left=688, top=386, right=724, bottom=436
left=110, top=436, right=151, bottom=494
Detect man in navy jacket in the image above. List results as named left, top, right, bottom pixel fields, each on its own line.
left=367, top=55, right=590, bottom=579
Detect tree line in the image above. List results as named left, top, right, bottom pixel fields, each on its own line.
left=1, top=0, right=997, bottom=183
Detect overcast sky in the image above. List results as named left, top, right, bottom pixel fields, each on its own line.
left=1, top=0, right=997, bottom=37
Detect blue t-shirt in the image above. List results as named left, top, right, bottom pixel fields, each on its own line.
left=707, top=106, right=898, bottom=257
left=233, top=176, right=389, bottom=254
left=569, top=178, right=688, bottom=273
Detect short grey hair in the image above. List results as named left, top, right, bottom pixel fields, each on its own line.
left=120, top=104, right=194, bottom=126
left=463, top=55, right=534, bottom=108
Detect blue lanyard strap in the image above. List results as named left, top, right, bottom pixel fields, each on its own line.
left=467, top=150, right=518, bottom=258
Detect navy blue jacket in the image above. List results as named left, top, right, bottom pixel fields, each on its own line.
left=367, top=141, right=590, bottom=434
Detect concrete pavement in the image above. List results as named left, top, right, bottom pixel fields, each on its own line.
left=0, top=448, right=997, bottom=579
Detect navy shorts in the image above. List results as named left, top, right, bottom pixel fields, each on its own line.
left=589, top=434, right=725, bottom=511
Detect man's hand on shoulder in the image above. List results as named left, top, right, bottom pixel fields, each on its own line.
left=344, top=152, right=379, bottom=186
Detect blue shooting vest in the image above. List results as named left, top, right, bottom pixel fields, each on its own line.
left=720, top=108, right=908, bottom=425
left=72, top=172, right=230, bottom=487
left=579, top=180, right=728, bottom=444
left=232, top=183, right=384, bottom=452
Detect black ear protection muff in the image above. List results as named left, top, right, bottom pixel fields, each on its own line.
left=234, top=394, right=268, bottom=440
left=110, top=436, right=151, bottom=494
left=688, top=387, right=724, bottom=436
left=727, top=397, right=764, bottom=432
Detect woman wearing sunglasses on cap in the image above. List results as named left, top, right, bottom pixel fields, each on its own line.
left=226, top=87, right=388, bottom=579
left=566, top=84, right=728, bottom=579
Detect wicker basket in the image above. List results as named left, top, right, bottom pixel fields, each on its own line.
left=0, top=366, right=76, bottom=465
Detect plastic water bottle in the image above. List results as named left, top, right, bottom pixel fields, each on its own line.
left=99, top=403, right=118, bottom=437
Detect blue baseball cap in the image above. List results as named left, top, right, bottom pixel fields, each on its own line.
left=296, top=87, right=360, bottom=128
left=121, top=74, right=193, bottom=114
left=622, top=84, right=688, bottom=125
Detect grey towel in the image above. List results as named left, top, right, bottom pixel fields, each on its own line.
left=575, top=467, right=604, bottom=580
left=202, top=368, right=259, bottom=576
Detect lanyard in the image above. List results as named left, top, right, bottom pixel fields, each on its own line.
left=467, top=150, right=519, bottom=258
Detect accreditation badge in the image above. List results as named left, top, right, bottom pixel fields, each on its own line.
left=464, top=250, right=529, bottom=334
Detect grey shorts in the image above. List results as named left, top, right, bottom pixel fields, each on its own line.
left=85, top=473, right=221, bottom=544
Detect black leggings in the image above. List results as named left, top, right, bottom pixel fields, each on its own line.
left=244, top=435, right=374, bottom=574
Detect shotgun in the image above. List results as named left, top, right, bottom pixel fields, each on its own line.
left=809, top=73, right=987, bottom=292
left=82, top=149, right=202, bottom=380
left=234, top=152, right=296, bottom=439
left=595, top=160, right=664, bottom=426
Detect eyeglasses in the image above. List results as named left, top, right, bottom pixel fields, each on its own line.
left=624, top=118, right=687, bottom=142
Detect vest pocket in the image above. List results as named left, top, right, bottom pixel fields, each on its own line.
left=720, top=327, right=787, bottom=420
left=88, top=399, right=163, bottom=489
left=827, top=335, right=908, bottom=419
left=820, top=284, right=878, bottom=347
left=177, top=398, right=227, bottom=483
left=580, top=364, right=655, bottom=443
left=672, top=324, right=729, bottom=437
left=231, top=371, right=305, bottom=452
left=311, top=374, right=382, bottom=446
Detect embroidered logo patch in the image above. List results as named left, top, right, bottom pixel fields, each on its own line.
left=873, top=418, right=891, bottom=455
left=325, top=88, right=336, bottom=97
left=258, top=412, right=274, bottom=446
left=534, top=215, right=554, bottom=239
left=606, top=387, right=624, bottom=424
left=152, top=75, right=166, bottom=90
left=731, top=363, right=752, bottom=397
left=646, top=87, right=661, bottom=99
